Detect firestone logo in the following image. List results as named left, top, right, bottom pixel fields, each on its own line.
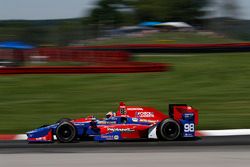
left=107, top=128, right=135, bottom=132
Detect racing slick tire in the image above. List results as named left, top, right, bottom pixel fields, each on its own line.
left=157, top=119, right=180, bottom=141
left=56, top=121, right=76, bottom=143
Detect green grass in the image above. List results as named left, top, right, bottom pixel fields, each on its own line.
left=1, top=52, right=250, bottom=133
left=84, top=32, right=242, bottom=46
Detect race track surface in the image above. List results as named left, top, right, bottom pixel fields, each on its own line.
left=1, top=136, right=250, bottom=167
left=1, top=136, right=250, bottom=154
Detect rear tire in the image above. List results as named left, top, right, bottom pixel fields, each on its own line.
left=56, top=121, right=76, bottom=143
left=157, top=119, right=180, bottom=141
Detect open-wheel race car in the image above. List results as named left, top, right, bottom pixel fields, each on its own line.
left=27, top=102, right=199, bottom=143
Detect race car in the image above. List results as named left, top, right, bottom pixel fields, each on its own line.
left=26, top=102, right=199, bottom=143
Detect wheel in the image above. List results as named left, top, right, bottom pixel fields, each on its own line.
left=56, top=118, right=71, bottom=124
left=157, top=119, right=180, bottom=141
left=56, top=121, right=76, bottom=143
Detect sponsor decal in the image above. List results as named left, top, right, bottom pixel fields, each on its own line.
left=100, top=135, right=120, bottom=140
left=148, top=120, right=157, bottom=123
left=127, top=108, right=143, bottom=111
left=100, top=135, right=114, bottom=140
left=136, top=112, right=154, bottom=118
left=107, top=128, right=135, bottom=133
left=139, top=119, right=147, bottom=122
left=114, top=135, right=119, bottom=140
left=139, top=119, right=157, bottom=123
left=184, top=113, right=194, bottom=116
left=132, top=118, right=139, bottom=122
left=98, top=121, right=116, bottom=125
left=183, top=133, right=194, bottom=138
left=183, top=113, right=194, bottom=119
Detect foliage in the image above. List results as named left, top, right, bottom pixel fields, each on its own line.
left=132, top=0, right=208, bottom=21
left=88, top=0, right=208, bottom=25
left=89, top=0, right=124, bottom=27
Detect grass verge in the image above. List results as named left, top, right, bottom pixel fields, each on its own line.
left=1, top=52, right=250, bottom=133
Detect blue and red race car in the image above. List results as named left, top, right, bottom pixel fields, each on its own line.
left=27, top=102, right=199, bottom=143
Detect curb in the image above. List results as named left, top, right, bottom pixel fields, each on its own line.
left=1, top=129, right=250, bottom=141
left=0, top=134, right=26, bottom=141
left=197, top=129, right=250, bottom=137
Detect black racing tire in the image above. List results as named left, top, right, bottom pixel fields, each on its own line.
left=56, top=118, right=72, bottom=124
left=157, top=119, right=180, bottom=141
left=56, top=121, right=76, bottom=143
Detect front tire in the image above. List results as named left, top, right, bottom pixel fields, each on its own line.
left=56, top=121, right=76, bottom=143
left=157, top=119, right=180, bottom=141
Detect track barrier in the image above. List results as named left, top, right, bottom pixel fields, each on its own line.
left=0, top=48, right=169, bottom=74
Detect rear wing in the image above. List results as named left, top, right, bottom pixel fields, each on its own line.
left=169, top=104, right=199, bottom=138
left=169, top=104, right=199, bottom=125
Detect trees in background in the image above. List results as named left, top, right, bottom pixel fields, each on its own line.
left=88, top=0, right=208, bottom=25
left=86, top=0, right=208, bottom=37
left=89, top=0, right=123, bottom=27
left=0, top=1, right=209, bottom=45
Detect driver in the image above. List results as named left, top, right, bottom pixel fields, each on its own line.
left=106, top=111, right=116, bottom=119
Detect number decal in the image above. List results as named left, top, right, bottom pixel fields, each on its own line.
left=184, top=123, right=195, bottom=132
left=120, top=108, right=126, bottom=114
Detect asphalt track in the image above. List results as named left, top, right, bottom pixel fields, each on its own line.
left=1, top=136, right=250, bottom=167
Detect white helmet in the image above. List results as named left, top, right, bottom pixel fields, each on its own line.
left=106, top=111, right=116, bottom=118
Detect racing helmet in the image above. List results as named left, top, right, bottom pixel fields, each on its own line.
left=106, top=111, right=116, bottom=118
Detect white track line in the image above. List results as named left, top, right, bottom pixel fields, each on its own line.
left=200, top=129, right=250, bottom=137
left=15, top=134, right=27, bottom=140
